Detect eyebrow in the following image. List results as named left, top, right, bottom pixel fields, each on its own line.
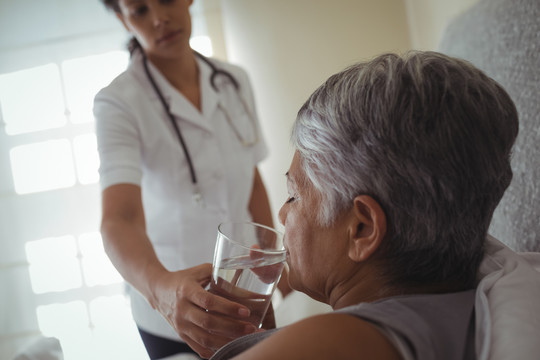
left=285, top=171, right=292, bottom=183
left=285, top=171, right=297, bottom=192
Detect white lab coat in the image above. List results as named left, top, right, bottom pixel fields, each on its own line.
left=93, top=51, right=268, bottom=340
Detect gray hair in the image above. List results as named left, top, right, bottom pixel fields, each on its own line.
left=292, top=51, right=518, bottom=288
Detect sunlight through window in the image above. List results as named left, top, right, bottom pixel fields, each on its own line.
left=73, top=134, right=100, bottom=185
left=0, top=63, right=66, bottom=135
left=90, top=296, right=148, bottom=359
left=26, top=236, right=82, bottom=294
left=4, top=48, right=148, bottom=360
left=10, top=139, right=76, bottom=194
left=78, top=232, right=122, bottom=286
left=36, top=301, right=94, bottom=360
left=62, top=51, right=128, bottom=124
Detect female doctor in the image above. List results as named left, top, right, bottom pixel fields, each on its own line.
left=94, top=0, right=288, bottom=359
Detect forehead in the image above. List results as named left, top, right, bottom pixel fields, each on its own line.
left=286, top=152, right=301, bottom=183
left=119, top=0, right=143, bottom=6
left=287, top=152, right=324, bottom=221
left=287, top=152, right=310, bottom=190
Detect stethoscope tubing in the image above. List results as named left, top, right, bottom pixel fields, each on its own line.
left=195, top=51, right=240, bottom=92
left=141, top=51, right=254, bottom=205
left=142, top=52, right=199, bottom=185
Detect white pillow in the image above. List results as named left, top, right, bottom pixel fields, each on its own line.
left=13, top=336, right=63, bottom=360
left=475, top=235, right=540, bottom=360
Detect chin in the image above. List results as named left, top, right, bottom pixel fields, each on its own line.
left=288, top=272, right=308, bottom=295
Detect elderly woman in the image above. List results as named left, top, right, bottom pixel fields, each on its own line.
left=210, top=51, right=519, bottom=360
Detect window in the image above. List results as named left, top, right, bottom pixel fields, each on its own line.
left=1, top=36, right=215, bottom=359
left=10, top=140, right=77, bottom=194
left=26, top=233, right=143, bottom=359
left=26, top=235, right=82, bottom=294
left=0, top=51, right=128, bottom=195
left=0, top=50, right=148, bottom=359
left=0, top=63, right=66, bottom=136
left=25, top=233, right=123, bottom=294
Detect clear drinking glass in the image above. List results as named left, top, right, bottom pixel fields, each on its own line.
left=209, top=221, right=286, bottom=328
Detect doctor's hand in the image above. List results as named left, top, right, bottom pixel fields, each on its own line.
left=149, top=263, right=257, bottom=359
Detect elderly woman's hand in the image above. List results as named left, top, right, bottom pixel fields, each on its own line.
left=150, top=263, right=258, bottom=359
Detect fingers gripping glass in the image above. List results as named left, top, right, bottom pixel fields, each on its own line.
left=209, top=221, right=286, bottom=328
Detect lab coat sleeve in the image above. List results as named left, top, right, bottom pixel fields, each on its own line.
left=93, top=84, right=143, bottom=191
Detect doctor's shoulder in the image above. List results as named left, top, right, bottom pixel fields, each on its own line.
left=93, top=63, right=148, bottom=114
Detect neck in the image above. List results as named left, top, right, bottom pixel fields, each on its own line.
left=327, top=263, right=399, bottom=310
left=146, top=49, right=201, bottom=110
left=327, top=263, right=468, bottom=310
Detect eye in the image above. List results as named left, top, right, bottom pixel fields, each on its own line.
left=285, top=196, right=296, bottom=204
left=131, top=5, right=148, bottom=17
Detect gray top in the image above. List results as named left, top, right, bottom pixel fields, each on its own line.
left=210, top=290, right=476, bottom=359
left=438, top=0, right=540, bottom=252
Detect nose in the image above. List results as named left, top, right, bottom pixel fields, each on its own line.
left=151, top=6, right=170, bottom=27
left=278, top=203, right=287, bottom=226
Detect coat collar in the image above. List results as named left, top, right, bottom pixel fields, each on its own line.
left=130, top=51, right=220, bottom=133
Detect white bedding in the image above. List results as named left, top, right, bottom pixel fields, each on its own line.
left=475, top=235, right=540, bottom=359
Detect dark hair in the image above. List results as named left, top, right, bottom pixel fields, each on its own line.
left=101, top=0, right=120, bottom=12
left=292, top=51, right=519, bottom=290
left=101, top=0, right=141, bottom=55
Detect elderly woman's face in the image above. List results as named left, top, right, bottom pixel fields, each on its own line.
left=278, top=152, right=351, bottom=302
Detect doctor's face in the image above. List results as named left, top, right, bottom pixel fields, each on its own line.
left=117, top=0, right=193, bottom=60
left=278, top=152, right=351, bottom=303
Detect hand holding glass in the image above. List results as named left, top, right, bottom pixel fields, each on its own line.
left=209, top=222, right=286, bottom=328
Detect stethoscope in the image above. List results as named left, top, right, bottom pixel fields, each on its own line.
left=141, top=51, right=258, bottom=206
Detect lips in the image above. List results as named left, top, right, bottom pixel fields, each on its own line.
left=157, top=29, right=181, bottom=44
left=283, top=237, right=290, bottom=256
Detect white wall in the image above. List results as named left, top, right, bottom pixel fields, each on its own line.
left=404, top=0, right=481, bottom=50
left=0, top=0, right=126, bottom=73
left=216, top=0, right=485, bottom=226
left=220, top=0, right=411, bottom=227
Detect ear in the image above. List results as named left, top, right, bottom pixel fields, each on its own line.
left=347, top=195, right=387, bottom=262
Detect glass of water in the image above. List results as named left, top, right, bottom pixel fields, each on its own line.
left=209, top=221, right=286, bottom=328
